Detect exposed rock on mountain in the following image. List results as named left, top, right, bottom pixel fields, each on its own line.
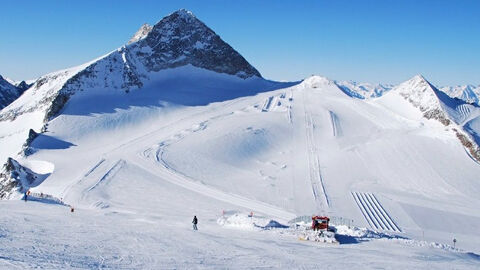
left=0, top=158, right=38, bottom=199
left=0, top=9, right=262, bottom=124
left=20, top=129, right=39, bottom=156
left=394, top=75, right=451, bottom=126
left=15, top=81, right=33, bottom=92
left=0, top=75, right=24, bottom=110
left=132, top=9, right=261, bottom=78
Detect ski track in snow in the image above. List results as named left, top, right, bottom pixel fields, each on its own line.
left=352, top=192, right=401, bottom=232
left=287, top=105, right=293, bottom=124
left=136, top=154, right=296, bottom=221
left=303, top=92, right=330, bottom=212
left=329, top=111, right=342, bottom=137
left=131, top=106, right=298, bottom=221
left=88, top=160, right=125, bottom=192
left=59, top=158, right=109, bottom=200
left=61, top=92, right=299, bottom=220
left=287, top=90, right=294, bottom=124
left=83, top=158, right=106, bottom=177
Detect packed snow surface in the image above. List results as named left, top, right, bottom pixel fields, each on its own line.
left=1, top=68, right=480, bottom=268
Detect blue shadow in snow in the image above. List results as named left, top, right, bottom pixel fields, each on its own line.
left=466, top=252, right=480, bottom=261
left=23, top=195, right=66, bottom=206
left=334, top=234, right=361, bottom=244
left=255, top=220, right=289, bottom=230
left=31, top=134, right=76, bottom=150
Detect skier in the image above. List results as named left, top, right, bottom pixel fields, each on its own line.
left=192, top=215, right=198, bottom=230
left=24, top=191, right=27, bottom=202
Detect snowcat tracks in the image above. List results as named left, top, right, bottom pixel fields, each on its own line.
left=351, top=192, right=401, bottom=232
left=304, top=108, right=330, bottom=210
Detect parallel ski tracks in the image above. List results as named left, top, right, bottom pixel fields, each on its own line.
left=303, top=92, right=330, bottom=212
left=352, top=192, right=401, bottom=232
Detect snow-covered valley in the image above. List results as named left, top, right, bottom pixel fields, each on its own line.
left=1, top=9, right=479, bottom=269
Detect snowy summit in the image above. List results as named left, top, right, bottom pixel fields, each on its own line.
left=127, top=23, right=153, bottom=44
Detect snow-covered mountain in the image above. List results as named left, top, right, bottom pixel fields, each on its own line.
left=334, top=79, right=480, bottom=106
left=386, top=75, right=480, bottom=159
left=0, top=9, right=261, bottom=121
left=0, top=75, right=25, bottom=109
left=1, top=9, right=480, bottom=268
left=14, top=80, right=33, bottom=92
left=335, top=80, right=392, bottom=99
left=441, top=84, right=480, bottom=105
left=0, top=9, right=289, bottom=195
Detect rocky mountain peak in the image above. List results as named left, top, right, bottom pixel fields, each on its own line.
left=15, top=81, right=31, bottom=92
left=131, top=9, right=261, bottom=79
left=0, top=157, right=37, bottom=199
left=394, top=75, right=438, bottom=109
left=393, top=75, right=453, bottom=126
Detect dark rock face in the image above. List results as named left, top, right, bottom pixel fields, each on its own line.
left=16, top=81, right=32, bottom=92
left=0, top=158, right=37, bottom=199
left=0, top=75, right=23, bottom=110
left=135, top=9, right=261, bottom=79
left=20, top=129, right=39, bottom=156
left=423, top=108, right=451, bottom=126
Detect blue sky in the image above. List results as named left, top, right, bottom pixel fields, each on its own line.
left=0, top=0, right=479, bottom=85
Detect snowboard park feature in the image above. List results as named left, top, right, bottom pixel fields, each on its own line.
left=351, top=192, right=401, bottom=232
left=0, top=9, right=480, bottom=269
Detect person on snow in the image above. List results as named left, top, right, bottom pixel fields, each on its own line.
left=192, top=216, right=198, bottom=230
left=24, top=191, right=27, bottom=202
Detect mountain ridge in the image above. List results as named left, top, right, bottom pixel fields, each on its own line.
left=0, top=75, right=25, bottom=109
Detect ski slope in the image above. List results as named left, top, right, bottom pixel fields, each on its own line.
left=1, top=69, right=480, bottom=268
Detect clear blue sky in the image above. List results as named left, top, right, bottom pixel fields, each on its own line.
left=1, top=0, right=479, bottom=85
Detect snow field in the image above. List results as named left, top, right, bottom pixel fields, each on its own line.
left=2, top=201, right=479, bottom=269
left=2, top=70, right=480, bottom=268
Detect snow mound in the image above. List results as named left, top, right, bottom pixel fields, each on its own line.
left=217, top=212, right=288, bottom=230
left=18, top=160, right=54, bottom=175
left=300, top=75, right=335, bottom=88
